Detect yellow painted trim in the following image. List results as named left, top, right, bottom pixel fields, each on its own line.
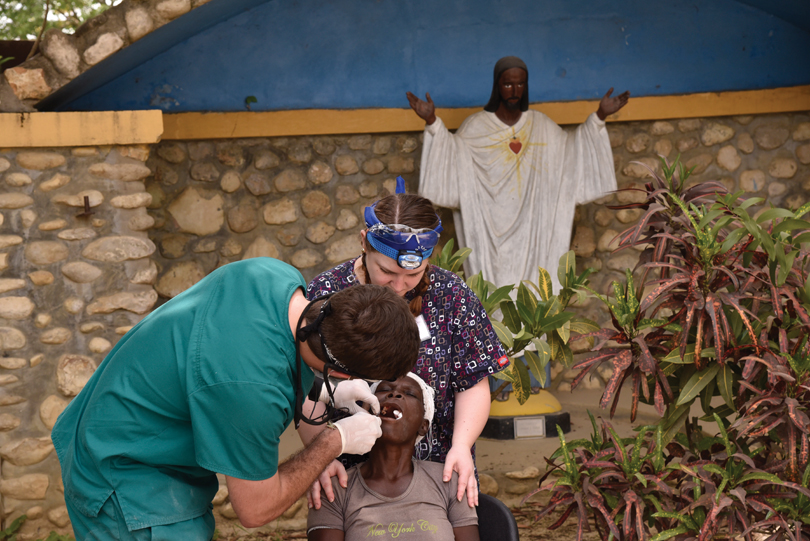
left=162, top=85, right=810, bottom=140
left=0, top=110, right=163, bottom=148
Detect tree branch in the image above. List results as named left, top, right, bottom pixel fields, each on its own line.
left=26, top=0, right=51, bottom=61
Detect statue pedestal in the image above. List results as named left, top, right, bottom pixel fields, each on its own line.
left=480, top=390, right=570, bottom=439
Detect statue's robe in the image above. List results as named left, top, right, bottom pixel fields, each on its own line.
left=419, top=110, right=617, bottom=292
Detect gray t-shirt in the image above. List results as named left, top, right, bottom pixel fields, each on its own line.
left=307, top=460, right=478, bottom=540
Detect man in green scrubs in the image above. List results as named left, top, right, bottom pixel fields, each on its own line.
left=52, top=257, right=420, bottom=540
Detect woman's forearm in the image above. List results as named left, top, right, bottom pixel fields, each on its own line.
left=451, top=378, right=491, bottom=448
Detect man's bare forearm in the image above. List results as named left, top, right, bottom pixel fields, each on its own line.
left=227, top=428, right=342, bottom=527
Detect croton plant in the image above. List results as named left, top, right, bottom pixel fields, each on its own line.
left=523, top=156, right=810, bottom=541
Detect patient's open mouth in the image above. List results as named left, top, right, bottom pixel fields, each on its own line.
left=379, top=405, right=402, bottom=420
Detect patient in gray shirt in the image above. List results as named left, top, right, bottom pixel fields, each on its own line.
left=307, top=373, right=479, bottom=541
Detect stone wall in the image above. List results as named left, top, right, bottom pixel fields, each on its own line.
left=1, top=0, right=211, bottom=112
left=0, top=111, right=808, bottom=537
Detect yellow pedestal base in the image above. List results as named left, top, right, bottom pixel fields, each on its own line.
left=489, top=389, right=562, bottom=417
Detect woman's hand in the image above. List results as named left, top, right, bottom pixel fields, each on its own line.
left=307, top=460, right=347, bottom=510
left=443, top=445, right=478, bottom=507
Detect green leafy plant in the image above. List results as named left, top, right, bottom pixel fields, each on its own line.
left=465, top=251, right=598, bottom=404
left=529, top=156, right=810, bottom=540
left=429, top=238, right=471, bottom=279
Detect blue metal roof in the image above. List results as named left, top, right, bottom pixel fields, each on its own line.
left=38, top=0, right=810, bottom=113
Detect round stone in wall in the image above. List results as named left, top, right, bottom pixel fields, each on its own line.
left=700, top=123, right=735, bottom=146
left=48, top=506, right=71, bottom=528
left=685, top=153, right=713, bottom=174
left=373, top=137, right=392, bottom=155
left=262, top=198, right=298, bottom=225
left=254, top=150, right=280, bottom=170
left=0, top=297, right=35, bottom=320
left=625, top=133, right=650, bottom=153
left=40, top=395, right=68, bottom=429
left=0, top=235, right=23, bottom=249
left=0, top=193, right=34, bottom=209
left=396, top=136, right=418, bottom=153
left=335, top=155, right=359, bottom=175
left=650, top=121, right=674, bottom=135
left=89, top=337, right=112, bottom=354
left=244, top=173, right=272, bottom=196
left=0, top=279, right=25, bottom=294
left=111, top=193, right=152, bottom=209
left=737, top=133, right=754, bottom=154
left=82, top=236, right=157, bottom=262
left=306, top=221, right=336, bottom=244
left=227, top=201, right=259, bottom=233
left=344, top=135, right=370, bottom=150
left=128, top=213, right=156, bottom=231
left=57, top=228, right=97, bottom=241
left=0, top=158, right=9, bottom=172
left=716, top=145, right=741, bottom=171
left=57, top=354, right=97, bottom=397
left=89, top=162, right=151, bottom=182
left=308, top=162, right=333, bottom=185
left=797, top=144, right=810, bottom=165
left=242, top=237, right=279, bottom=260
left=769, top=158, right=797, bottom=179
left=313, top=138, right=336, bottom=156
left=52, top=189, right=104, bottom=207
left=287, top=144, right=312, bottom=165
left=274, top=169, right=306, bottom=193
left=16, top=151, right=65, bottom=170
left=325, top=235, right=361, bottom=264
left=61, top=261, right=103, bottom=283
left=0, top=414, right=20, bottom=431
left=301, top=191, right=332, bottom=218
left=276, top=225, right=303, bottom=247
left=336, top=209, right=359, bottom=230
left=167, top=188, right=225, bottom=236
left=0, top=474, right=49, bottom=500
left=64, top=297, right=84, bottom=314
left=38, top=218, right=67, bottom=231
left=34, top=313, right=51, bottom=328
left=39, top=172, right=71, bottom=192
left=86, top=290, right=158, bottom=315
left=220, top=170, right=242, bottom=193
left=40, top=327, right=72, bottom=345
left=387, top=156, right=415, bottom=174
left=216, top=144, right=246, bottom=167
left=740, top=170, right=765, bottom=192
left=160, top=233, right=190, bottom=259
left=156, top=261, right=205, bottom=298
left=0, top=437, right=54, bottom=466
left=0, top=358, right=26, bottom=369
left=190, top=162, right=220, bottom=182
left=0, top=327, right=26, bottom=350
left=5, top=172, right=32, bottom=187
left=362, top=158, right=385, bottom=175
left=335, top=185, right=360, bottom=205
left=157, top=143, right=186, bottom=163
left=220, top=238, right=242, bottom=257
left=754, top=126, right=789, bottom=150
left=291, top=249, right=324, bottom=269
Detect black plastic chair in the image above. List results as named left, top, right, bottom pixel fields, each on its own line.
left=476, top=493, right=519, bottom=541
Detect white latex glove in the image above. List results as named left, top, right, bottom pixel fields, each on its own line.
left=319, top=379, right=380, bottom=415
left=332, top=411, right=382, bottom=455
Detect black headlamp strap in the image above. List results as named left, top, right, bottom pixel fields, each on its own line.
left=294, top=293, right=336, bottom=429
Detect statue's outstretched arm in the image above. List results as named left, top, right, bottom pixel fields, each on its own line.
left=596, top=87, right=630, bottom=120
left=406, top=91, right=437, bottom=125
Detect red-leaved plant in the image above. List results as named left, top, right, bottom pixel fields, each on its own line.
left=529, top=156, right=810, bottom=541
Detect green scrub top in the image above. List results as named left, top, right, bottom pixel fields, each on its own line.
left=52, top=257, right=313, bottom=531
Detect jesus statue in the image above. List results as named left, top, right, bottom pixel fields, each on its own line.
left=407, top=56, right=630, bottom=291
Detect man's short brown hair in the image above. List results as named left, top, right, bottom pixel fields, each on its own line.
left=305, top=284, right=419, bottom=380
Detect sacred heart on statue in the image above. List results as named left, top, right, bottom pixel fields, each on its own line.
left=509, top=140, right=522, bottom=154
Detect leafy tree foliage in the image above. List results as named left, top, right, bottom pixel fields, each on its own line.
left=0, top=0, right=120, bottom=41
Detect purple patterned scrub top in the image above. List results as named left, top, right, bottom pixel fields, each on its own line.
left=308, top=258, right=508, bottom=468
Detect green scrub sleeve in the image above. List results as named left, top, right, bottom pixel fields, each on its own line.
left=189, top=381, right=292, bottom=480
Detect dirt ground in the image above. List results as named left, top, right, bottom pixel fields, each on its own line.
left=217, top=387, right=660, bottom=541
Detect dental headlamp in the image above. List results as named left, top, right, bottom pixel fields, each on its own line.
left=363, top=178, right=443, bottom=270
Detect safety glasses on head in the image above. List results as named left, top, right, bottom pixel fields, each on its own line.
left=363, top=177, right=443, bottom=270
